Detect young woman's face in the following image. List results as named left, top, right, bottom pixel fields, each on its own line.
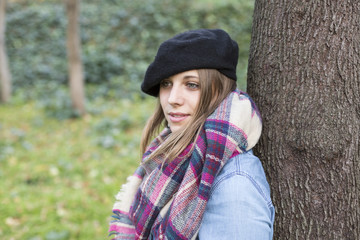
left=159, top=70, right=201, bottom=132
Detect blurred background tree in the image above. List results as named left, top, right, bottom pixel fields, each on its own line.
left=0, top=0, right=12, bottom=103
left=65, top=0, right=85, bottom=116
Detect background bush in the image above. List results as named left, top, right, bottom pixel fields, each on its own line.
left=7, top=0, right=254, bottom=97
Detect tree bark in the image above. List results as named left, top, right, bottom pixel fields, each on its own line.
left=65, top=0, right=85, bottom=116
left=0, top=0, right=11, bottom=103
left=247, top=0, right=360, bottom=239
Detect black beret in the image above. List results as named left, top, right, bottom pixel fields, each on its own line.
left=141, top=29, right=239, bottom=97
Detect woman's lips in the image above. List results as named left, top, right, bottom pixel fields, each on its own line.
left=168, top=113, right=189, bottom=123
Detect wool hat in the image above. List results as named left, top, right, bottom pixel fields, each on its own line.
left=141, top=29, right=239, bottom=96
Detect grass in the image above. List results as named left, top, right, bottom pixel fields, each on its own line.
left=0, top=93, right=156, bottom=239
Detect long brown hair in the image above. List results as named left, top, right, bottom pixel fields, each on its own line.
left=140, top=69, right=237, bottom=162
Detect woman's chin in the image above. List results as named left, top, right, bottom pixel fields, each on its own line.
left=169, top=124, right=184, bottom=133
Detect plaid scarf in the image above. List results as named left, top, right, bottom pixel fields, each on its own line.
left=109, top=89, right=262, bottom=239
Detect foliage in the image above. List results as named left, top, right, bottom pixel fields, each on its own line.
left=6, top=0, right=254, bottom=96
left=6, top=4, right=67, bottom=88
left=0, top=93, right=156, bottom=239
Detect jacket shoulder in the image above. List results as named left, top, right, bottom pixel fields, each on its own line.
left=212, top=150, right=272, bottom=205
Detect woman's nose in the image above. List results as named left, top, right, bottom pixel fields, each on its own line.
left=167, top=86, right=184, bottom=106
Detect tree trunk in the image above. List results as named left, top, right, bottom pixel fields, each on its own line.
left=0, top=0, right=11, bottom=103
left=65, top=0, right=85, bottom=116
left=247, top=1, right=360, bottom=239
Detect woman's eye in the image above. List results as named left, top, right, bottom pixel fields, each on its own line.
left=160, top=80, right=171, bottom=88
left=186, top=82, right=199, bottom=89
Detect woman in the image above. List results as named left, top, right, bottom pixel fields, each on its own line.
left=109, top=29, right=274, bottom=239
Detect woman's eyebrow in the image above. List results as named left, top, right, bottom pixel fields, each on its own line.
left=183, top=75, right=199, bottom=79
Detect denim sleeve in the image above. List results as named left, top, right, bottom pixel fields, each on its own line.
left=198, top=154, right=274, bottom=240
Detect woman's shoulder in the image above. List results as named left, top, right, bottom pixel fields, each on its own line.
left=199, top=150, right=275, bottom=239
left=212, top=150, right=272, bottom=204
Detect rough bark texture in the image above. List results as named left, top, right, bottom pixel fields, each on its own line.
left=0, top=0, right=11, bottom=103
left=247, top=0, right=360, bottom=239
left=66, top=0, right=85, bottom=115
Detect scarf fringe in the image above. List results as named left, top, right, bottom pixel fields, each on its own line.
left=113, top=175, right=142, bottom=212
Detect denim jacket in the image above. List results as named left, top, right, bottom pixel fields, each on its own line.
left=198, top=150, right=275, bottom=240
